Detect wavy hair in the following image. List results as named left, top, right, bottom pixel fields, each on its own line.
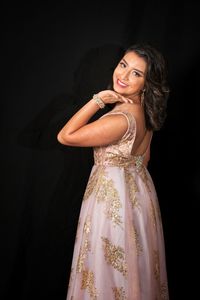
left=125, top=44, right=170, bottom=131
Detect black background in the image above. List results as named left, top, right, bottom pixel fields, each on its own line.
left=1, top=1, right=199, bottom=299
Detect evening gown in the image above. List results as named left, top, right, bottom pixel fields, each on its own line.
left=66, top=109, right=169, bottom=300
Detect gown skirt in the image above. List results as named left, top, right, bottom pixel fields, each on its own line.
left=66, top=110, right=169, bottom=300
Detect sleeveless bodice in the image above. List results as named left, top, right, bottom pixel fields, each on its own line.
left=94, top=110, right=144, bottom=169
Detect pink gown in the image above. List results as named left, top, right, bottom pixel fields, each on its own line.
left=66, top=109, right=169, bottom=300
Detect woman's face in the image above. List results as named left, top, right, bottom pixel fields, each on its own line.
left=113, top=51, right=147, bottom=99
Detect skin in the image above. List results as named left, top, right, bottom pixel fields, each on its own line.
left=57, top=51, right=152, bottom=166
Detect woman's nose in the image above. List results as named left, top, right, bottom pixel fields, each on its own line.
left=121, top=71, right=129, bottom=81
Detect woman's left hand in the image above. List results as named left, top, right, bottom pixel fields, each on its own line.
left=97, top=90, right=133, bottom=105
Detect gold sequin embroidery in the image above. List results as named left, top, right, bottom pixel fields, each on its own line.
left=76, top=216, right=91, bottom=273
left=112, top=286, right=127, bottom=300
left=153, top=251, right=169, bottom=299
left=84, top=166, right=123, bottom=227
left=101, top=237, right=127, bottom=277
left=125, top=168, right=140, bottom=210
left=96, top=174, right=122, bottom=227
left=153, top=250, right=160, bottom=281
left=160, top=282, right=169, bottom=300
left=150, top=198, right=157, bottom=228
left=98, top=152, right=136, bottom=167
left=81, top=269, right=98, bottom=300
left=138, top=165, right=151, bottom=192
left=131, top=223, right=143, bottom=255
left=83, top=167, right=103, bottom=201
left=83, top=216, right=92, bottom=234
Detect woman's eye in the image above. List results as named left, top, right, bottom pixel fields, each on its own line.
left=133, top=71, right=140, bottom=77
left=119, top=62, right=126, bottom=68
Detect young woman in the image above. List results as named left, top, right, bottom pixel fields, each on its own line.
left=58, top=43, right=169, bottom=300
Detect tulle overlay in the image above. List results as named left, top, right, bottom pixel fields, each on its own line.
left=66, top=111, right=168, bottom=300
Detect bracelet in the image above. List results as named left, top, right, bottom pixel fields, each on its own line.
left=93, top=94, right=105, bottom=109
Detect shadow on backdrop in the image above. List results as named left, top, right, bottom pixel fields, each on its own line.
left=11, top=44, right=124, bottom=300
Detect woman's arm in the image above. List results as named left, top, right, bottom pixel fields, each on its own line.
left=57, top=91, right=132, bottom=147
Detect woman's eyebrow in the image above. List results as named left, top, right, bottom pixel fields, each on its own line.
left=122, top=58, right=145, bottom=75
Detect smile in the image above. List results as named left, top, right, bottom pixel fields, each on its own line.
left=117, top=79, right=128, bottom=87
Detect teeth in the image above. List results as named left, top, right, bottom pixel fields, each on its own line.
left=118, top=79, right=127, bottom=87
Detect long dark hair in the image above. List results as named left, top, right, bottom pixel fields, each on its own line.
left=125, top=44, right=170, bottom=131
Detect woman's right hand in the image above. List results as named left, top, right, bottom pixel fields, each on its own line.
left=97, top=90, right=133, bottom=105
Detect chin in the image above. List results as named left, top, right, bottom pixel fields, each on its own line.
left=113, top=87, right=126, bottom=98
left=113, top=84, right=124, bottom=94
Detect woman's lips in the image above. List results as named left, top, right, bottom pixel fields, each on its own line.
left=117, top=79, right=128, bottom=87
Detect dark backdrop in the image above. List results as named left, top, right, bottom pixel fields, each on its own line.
left=1, top=1, right=199, bottom=299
